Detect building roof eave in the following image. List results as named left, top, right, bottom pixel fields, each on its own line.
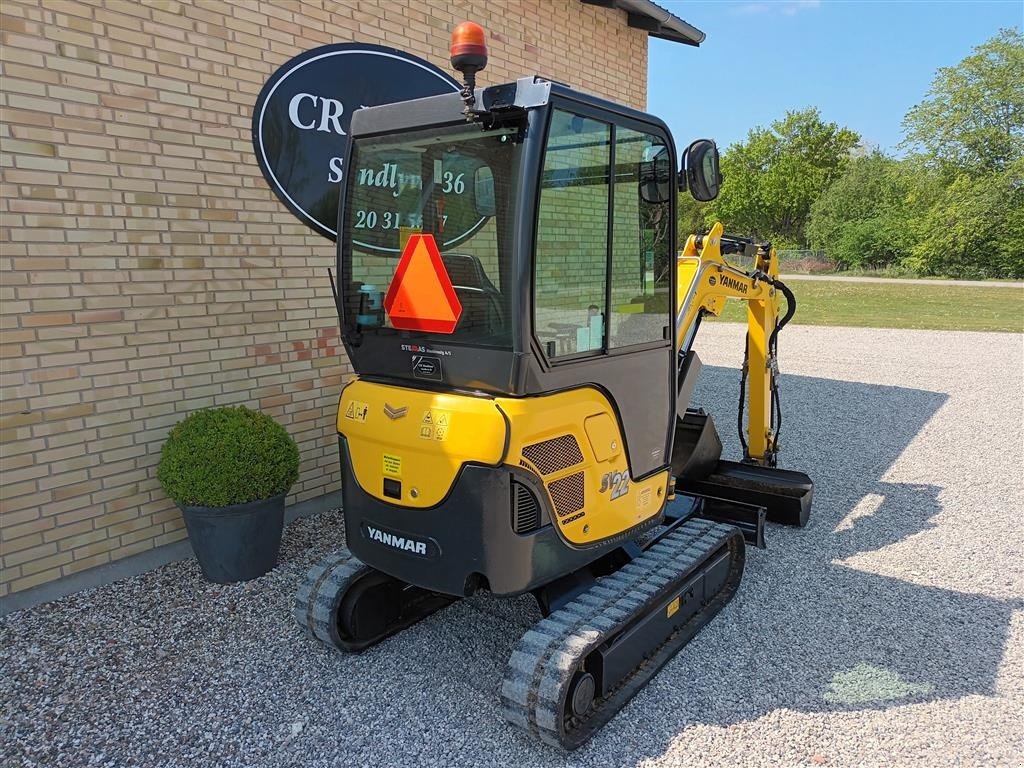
left=581, top=0, right=706, bottom=47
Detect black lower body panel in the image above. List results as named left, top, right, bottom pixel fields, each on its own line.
left=337, top=436, right=648, bottom=597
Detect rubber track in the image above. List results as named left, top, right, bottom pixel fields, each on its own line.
left=499, top=519, right=744, bottom=750
left=293, top=548, right=371, bottom=648
left=294, top=548, right=455, bottom=653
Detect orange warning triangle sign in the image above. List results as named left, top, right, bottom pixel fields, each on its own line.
left=383, top=234, right=462, bottom=334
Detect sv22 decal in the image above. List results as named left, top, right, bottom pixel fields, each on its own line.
left=599, top=470, right=630, bottom=500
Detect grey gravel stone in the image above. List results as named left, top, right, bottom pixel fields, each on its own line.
left=2, top=324, right=1022, bottom=767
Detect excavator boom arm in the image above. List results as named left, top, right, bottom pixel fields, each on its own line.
left=675, top=222, right=785, bottom=466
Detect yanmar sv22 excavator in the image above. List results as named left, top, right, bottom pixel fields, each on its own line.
left=294, top=22, right=813, bottom=750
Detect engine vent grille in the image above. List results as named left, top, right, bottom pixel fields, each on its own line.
left=511, top=481, right=543, bottom=535
left=521, top=435, right=584, bottom=476
left=548, top=472, right=585, bottom=518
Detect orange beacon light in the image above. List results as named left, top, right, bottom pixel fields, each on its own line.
left=450, top=22, right=488, bottom=114
left=450, top=21, right=488, bottom=73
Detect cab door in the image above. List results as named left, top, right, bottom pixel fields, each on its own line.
left=525, top=106, right=676, bottom=480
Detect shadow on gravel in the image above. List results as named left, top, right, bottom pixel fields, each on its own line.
left=602, top=365, right=1023, bottom=759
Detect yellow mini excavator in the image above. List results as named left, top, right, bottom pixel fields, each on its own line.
left=294, top=22, right=813, bottom=750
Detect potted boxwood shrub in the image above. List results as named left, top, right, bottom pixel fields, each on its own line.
left=157, top=406, right=300, bottom=583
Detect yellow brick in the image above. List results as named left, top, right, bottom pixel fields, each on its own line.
left=1, top=517, right=54, bottom=540
left=69, top=538, right=120, bottom=561
left=0, top=532, right=44, bottom=555
left=154, top=527, right=188, bottom=547
left=106, top=539, right=150, bottom=561
left=63, top=551, right=111, bottom=575
left=3, top=541, right=57, bottom=568
left=20, top=550, right=74, bottom=577
left=9, top=567, right=64, bottom=592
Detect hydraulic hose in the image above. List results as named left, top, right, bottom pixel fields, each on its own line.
left=767, top=275, right=796, bottom=350
left=737, top=273, right=796, bottom=465
left=737, top=343, right=750, bottom=458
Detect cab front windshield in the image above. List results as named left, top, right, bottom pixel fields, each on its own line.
left=342, top=123, right=521, bottom=348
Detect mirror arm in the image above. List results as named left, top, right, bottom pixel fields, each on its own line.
left=677, top=169, right=688, bottom=193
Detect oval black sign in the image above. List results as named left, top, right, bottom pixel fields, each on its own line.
left=252, top=43, right=460, bottom=241
left=348, top=144, right=492, bottom=254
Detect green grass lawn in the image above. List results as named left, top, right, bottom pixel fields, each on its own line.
left=709, top=280, right=1024, bottom=332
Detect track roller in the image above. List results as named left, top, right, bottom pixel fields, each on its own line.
left=500, top=519, right=744, bottom=750
left=293, top=548, right=455, bottom=652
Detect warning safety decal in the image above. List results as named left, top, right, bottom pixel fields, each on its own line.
left=383, top=234, right=462, bottom=334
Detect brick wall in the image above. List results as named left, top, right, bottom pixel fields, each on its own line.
left=0, top=0, right=648, bottom=595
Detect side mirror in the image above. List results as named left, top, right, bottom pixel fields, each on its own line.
left=474, top=166, right=495, bottom=217
left=639, top=145, right=671, bottom=204
left=684, top=139, right=721, bottom=202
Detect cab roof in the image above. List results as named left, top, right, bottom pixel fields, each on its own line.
left=349, top=76, right=672, bottom=143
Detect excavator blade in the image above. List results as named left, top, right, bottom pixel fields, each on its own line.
left=683, top=460, right=814, bottom=528
left=672, top=409, right=814, bottom=528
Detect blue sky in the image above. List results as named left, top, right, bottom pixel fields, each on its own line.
left=648, top=0, right=1022, bottom=154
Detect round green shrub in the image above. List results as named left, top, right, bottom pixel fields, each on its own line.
left=157, top=406, right=300, bottom=508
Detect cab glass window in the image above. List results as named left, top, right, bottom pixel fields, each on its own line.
left=534, top=111, right=610, bottom=358
left=609, top=128, right=672, bottom=348
left=342, top=124, right=521, bottom=348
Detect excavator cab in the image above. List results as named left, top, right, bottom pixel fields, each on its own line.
left=296, top=22, right=813, bottom=751
left=339, top=76, right=684, bottom=498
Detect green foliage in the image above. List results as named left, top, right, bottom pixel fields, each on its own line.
left=901, top=28, right=1024, bottom=175
left=908, top=157, right=1024, bottom=279
left=899, top=30, right=1024, bottom=278
left=798, top=30, right=1024, bottom=279
left=806, top=153, right=934, bottom=269
left=706, top=108, right=860, bottom=247
left=157, top=406, right=300, bottom=507
left=676, top=192, right=710, bottom=241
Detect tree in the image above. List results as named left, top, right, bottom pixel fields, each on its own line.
left=902, top=28, right=1024, bottom=175
left=806, top=153, right=938, bottom=269
left=707, top=108, right=860, bottom=247
left=907, top=157, right=1024, bottom=279
left=676, top=192, right=709, bottom=242
left=898, top=29, right=1024, bottom=278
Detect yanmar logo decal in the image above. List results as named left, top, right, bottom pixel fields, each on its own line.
left=361, top=522, right=438, bottom=559
left=720, top=275, right=748, bottom=294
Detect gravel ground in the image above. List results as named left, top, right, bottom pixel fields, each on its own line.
left=3, top=324, right=1023, bottom=768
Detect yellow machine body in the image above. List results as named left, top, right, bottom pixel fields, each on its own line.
left=339, top=380, right=668, bottom=547
left=337, top=221, right=788, bottom=555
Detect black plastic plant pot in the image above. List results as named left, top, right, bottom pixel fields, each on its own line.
left=178, top=492, right=287, bottom=583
